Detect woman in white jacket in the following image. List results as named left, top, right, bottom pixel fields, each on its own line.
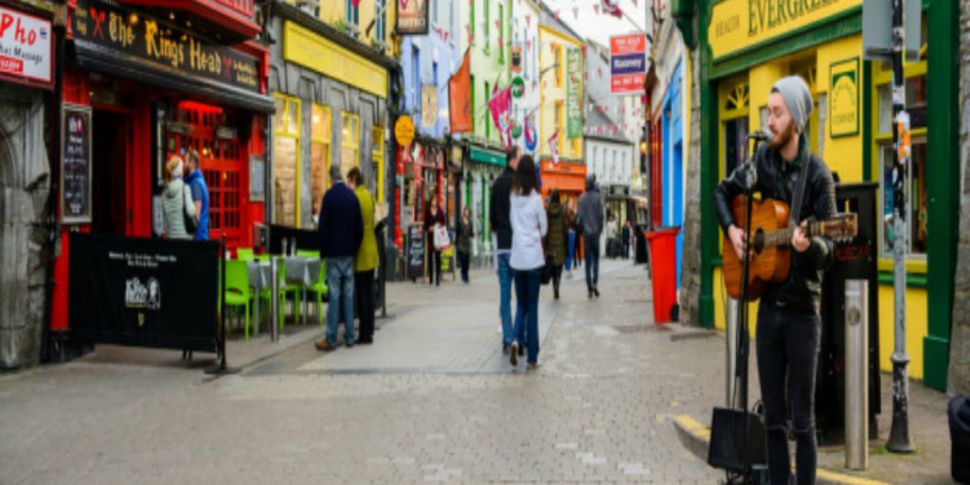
left=508, top=155, right=547, bottom=368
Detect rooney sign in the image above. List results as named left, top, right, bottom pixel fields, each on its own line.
left=0, top=5, right=53, bottom=88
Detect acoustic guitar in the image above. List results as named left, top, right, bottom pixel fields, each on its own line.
left=722, top=195, right=858, bottom=300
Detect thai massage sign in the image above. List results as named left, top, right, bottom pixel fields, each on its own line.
left=566, top=47, right=583, bottom=139
left=72, top=0, right=260, bottom=92
left=829, top=58, right=859, bottom=137
left=0, top=5, right=52, bottom=88
left=708, top=0, right=862, bottom=60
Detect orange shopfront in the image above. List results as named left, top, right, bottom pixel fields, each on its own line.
left=50, top=0, right=274, bottom=331
left=539, top=159, right=587, bottom=204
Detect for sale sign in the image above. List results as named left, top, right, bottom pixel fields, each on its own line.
left=0, top=6, right=52, bottom=88
left=610, top=34, right=645, bottom=95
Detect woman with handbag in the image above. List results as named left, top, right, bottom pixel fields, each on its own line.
left=456, top=207, right=474, bottom=283
left=161, top=155, right=197, bottom=240
left=545, top=190, right=568, bottom=300
left=508, top=155, right=547, bottom=369
left=424, top=201, right=446, bottom=287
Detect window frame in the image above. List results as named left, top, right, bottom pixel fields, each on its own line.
left=311, top=103, right=331, bottom=218
left=341, top=112, right=360, bottom=180
left=273, top=94, right=302, bottom=227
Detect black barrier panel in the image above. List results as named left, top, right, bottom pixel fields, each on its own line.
left=407, top=224, right=425, bottom=280
left=269, top=225, right=321, bottom=254
left=69, top=234, right=221, bottom=353
left=816, top=183, right=881, bottom=445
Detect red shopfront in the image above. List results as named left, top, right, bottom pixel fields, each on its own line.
left=50, top=0, right=274, bottom=330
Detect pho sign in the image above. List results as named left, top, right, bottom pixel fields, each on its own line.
left=0, top=5, right=53, bottom=88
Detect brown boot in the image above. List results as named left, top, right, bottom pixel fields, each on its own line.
left=314, top=340, right=336, bottom=352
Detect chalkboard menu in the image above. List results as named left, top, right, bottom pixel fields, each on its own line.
left=407, top=224, right=425, bottom=279
left=61, top=104, right=92, bottom=224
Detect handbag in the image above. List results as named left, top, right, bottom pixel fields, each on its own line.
left=433, top=224, right=451, bottom=250
left=540, top=254, right=554, bottom=285
left=183, top=186, right=198, bottom=235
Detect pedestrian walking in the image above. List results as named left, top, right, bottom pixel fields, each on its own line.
left=490, top=146, right=520, bottom=355
left=714, top=75, right=835, bottom=484
left=508, top=155, right=546, bottom=368
left=348, top=167, right=377, bottom=345
left=606, top=213, right=618, bottom=259
left=161, top=155, right=196, bottom=240
left=314, top=165, right=363, bottom=352
left=457, top=207, right=474, bottom=283
left=425, top=201, right=446, bottom=286
left=183, top=148, right=209, bottom=241
left=621, top=220, right=632, bottom=259
left=545, top=189, right=568, bottom=300
left=577, top=175, right=604, bottom=298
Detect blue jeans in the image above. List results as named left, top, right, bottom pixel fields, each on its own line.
left=512, top=268, right=542, bottom=364
left=326, top=257, right=356, bottom=345
left=584, top=235, right=600, bottom=291
left=497, top=253, right=514, bottom=345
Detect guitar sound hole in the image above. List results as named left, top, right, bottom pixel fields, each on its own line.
left=752, top=228, right=766, bottom=253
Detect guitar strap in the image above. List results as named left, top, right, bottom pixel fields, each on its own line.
left=789, top=152, right=812, bottom=227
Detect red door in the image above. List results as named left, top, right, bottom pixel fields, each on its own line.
left=166, top=101, right=246, bottom=247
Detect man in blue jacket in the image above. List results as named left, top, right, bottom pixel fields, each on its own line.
left=183, top=149, right=209, bottom=241
left=315, top=165, right=363, bottom=352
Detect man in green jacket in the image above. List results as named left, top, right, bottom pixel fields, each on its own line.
left=348, top=167, right=378, bottom=344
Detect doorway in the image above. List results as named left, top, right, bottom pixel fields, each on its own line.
left=91, top=109, right=131, bottom=235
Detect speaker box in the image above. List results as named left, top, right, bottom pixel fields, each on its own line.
left=708, top=407, right=767, bottom=473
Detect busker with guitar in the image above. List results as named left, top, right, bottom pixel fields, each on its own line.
left=714, top=75, right=837, bottom=485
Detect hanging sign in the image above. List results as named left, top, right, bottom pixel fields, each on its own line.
left=396, top=0, right=430, bottom=35
left=511, top=46, right=522, bottom=73
left=61, top=104, right=93, bottom=225
left=395, top=115, right=416, bottom=146
left=829, top=58, right=859, bottom=138
left=566, top=47, right=583, bottom=138
left=610, top=33, right=646, bottom=94
left=511, top=76, right=525, bottom=99
left=0, top=5, right=53, bottom=88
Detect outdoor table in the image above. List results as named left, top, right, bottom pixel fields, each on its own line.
left=284, top=257, right=322, bottom=325
left=246, top=261, right=272, bottom=336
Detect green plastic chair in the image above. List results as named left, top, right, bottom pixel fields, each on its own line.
left=277, top=258, right=304, bottom=332
left=236, top=248, right=255, bottom=261
left=256, top=253, right=271, bottom=262
left=224, top=260, right=251, bottom=340
left=306, top=260, right=329, bottom=325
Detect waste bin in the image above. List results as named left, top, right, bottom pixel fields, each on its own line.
left=646, top=226, right=680, bottom=324
left=949, top=395, right=970, bottom=483
left=816, top=183, right=881, bottom=445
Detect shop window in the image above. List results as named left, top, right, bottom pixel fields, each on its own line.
left=372, top=125, right=385, bottom=202
left=311, top=104, right=331, bottom=218
left=375, top=0, right=385, bottom=42
left=341, top=112, right=359, bottom=181
left=274, top=95, right=301, bottom=227
left=879, top=140, right=928, bottom=257
left=345, top=0, right=359, bottom=26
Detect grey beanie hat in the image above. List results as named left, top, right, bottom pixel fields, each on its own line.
left=329, top=164, right=343, bottom=182
left=771, top=75, right=813, bottom=133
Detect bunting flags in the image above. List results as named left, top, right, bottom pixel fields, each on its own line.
left=601, top=0, right=623, bottom=18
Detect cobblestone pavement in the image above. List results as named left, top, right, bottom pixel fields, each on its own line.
left=0, top=259, right=727, bottom=484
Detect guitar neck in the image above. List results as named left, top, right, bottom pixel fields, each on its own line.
left=761, top=221, right=826, bottom=248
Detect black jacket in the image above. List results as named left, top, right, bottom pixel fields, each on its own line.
left=713, top=140, right=836, bottom=313
left=490, top=167, right=515, bottom=250
left=318, top=182, right=363, bottom=259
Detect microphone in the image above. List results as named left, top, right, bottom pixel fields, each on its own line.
left=747, top=130, right=771, bottom=142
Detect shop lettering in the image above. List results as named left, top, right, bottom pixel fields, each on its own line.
left=748, top=0, right=839, bottom=36
left=189, top=37, right=221, bottom=75
left=0, top=13, right=37, bottom=45
left=144, top=20, right=184, bottom=68
left=716, top=13, right=740, bottom=37
left=108, top=11, right=134, bottom=48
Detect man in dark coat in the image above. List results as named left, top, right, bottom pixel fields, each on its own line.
left=490, top=146, right=520, bottom=354
left=315, top=165, right=363, bottom=352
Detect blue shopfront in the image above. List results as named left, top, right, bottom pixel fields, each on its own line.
left=661, top=60, right=684, bottom=288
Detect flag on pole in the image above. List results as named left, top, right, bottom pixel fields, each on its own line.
left=449, top=49, right=472, bottom=134
left=548, top=129, right=560, bottom=164
left=601, top=0, right=622, bottom=18
left=488, top=86, right=513, bottom=148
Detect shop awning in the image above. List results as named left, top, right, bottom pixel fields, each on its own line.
left=469, top=146, right=506, bottom=167
left=72, top=40, right=276, bottom=114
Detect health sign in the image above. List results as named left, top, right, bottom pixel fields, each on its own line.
left=610, top=34, right=646, bottom=94
left=0, top=5, right=52, bottom=88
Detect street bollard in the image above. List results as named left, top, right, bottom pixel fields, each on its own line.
left=845, top=279, right=869, bottom=470
left=725, top=297, right=738, bottom=407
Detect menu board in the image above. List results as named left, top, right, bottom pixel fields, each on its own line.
left=61, top=104, right=92, bottom=224
left=407, top=224, right=425, bottom=279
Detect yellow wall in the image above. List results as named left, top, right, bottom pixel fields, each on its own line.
left=539, top=25, right=583, bottom=161
left=710, top=33, right=930, bottom=380
left=315, top=0, right=399, bottom=57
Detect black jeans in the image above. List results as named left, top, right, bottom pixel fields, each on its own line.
left=584, top=235, right=600, bottom=292
left=428, top=249, right=441, bottom=286
left=355, top=270, right=375, bottom=341
left=756, top=301, right=821, bottom=485
left=458, top=250, right=470, bottom=282
left=551, top=264, right=563, bottom=295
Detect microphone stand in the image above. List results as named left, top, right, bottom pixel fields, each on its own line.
left=730, top=135, right=766, bottom=484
